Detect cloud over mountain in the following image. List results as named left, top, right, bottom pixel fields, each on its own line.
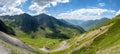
left=29, top=0, right=69, bottom=14
left=0, top=0, right=69, bottom=15
left=0, top=0, right=26, bottom=15
left=57, top=8, right=116, bottom=20
left=0, top=0, right=119, bottom=20
left=116, top=10, right=120, bottom=15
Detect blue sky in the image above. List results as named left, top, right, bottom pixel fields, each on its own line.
left=45, top=0, right=119, bottom=13
left=0, top=0, right=120, bottom=20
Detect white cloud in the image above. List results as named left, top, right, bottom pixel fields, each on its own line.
left=0, top=0, right=27, bottom=15
left=99, top=3, right=105, bottom=7
left=0, top=0, right=69, bottom=16
left=31, top=0, right=69, bottom=7
left=0, top=7, right=24, bottom=16
left=0, top=0, right=27, bottom=7
left=29, top=0, right=69, bottom=15
left=29, top=3, right=47, bottom=14
left=116, top=10, right=120, bottom=15
left=57, top=8, right=116, bottom=20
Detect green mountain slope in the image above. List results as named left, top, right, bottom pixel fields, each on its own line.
left=0, top=20, right=37, bottom=54
left=34, top=13, right=85, bottom=39
left=0, top=20, right=15, bottom=35
left=1, top=13, right=39, bottom=33
left=72, top=14, right=120, bottom=54
left=50, top=15, right=120, bottom=54
left=0, top=13, right=85, bottom=39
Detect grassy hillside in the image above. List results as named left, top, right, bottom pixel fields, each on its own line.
left=72, top=15, right=120, bottom=54
left=0, top=20, right=15, bottom=35
left=0, top=13, right=85, bottom=39
left=49, top=15, right=120, bottom=54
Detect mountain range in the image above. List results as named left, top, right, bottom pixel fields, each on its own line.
left=0, top=13, right=120, bottom=54
left=0, top=13, right=85, bottom=39
left=65, top=18, right=110, bottom=31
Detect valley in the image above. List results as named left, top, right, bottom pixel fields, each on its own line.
left=0, top=13, right=85, bottom=54
left=0, top=0, right=119, bottom=54
left=0, top=13, right=120, bottom=54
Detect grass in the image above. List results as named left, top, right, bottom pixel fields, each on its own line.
left=15, top=29, right=61, bottom=49
left=19, top=37, right=60, bottom=49
left=72, top=15, right=120, bottom=54
left=14, top=27, right=82, bottom=54
left=15, top=30, right=62, bottom=54
left=50, top=34, right=88, bottom=54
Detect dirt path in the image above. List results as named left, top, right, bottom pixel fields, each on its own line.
left=39, top=46, right=50, bottom=52
left=39, top=40, right=69, bottom=52
left=52, top=41, right=68, bottom=51
left=0, top=44, right=11, bottom=54
left=39, top=33, right=79, bottom=52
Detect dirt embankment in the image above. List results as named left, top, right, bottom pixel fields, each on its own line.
left=0, top=31, right=36, bottom=53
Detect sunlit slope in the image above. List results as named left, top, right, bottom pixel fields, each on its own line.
left=51, top=21, right=113, bottom=54
left=72, top=14, right=120, bottom=54
left=50, top=15, right=120, bottom=54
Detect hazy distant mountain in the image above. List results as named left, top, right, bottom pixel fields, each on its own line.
left=65, top=18, right=110, bottom=31
left=0, top=13, right=85, bottom=39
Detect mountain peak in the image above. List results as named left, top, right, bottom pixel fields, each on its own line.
left=116, top=14, right=120, bottom=17
left=36, top=13, right=51, bottom=17
left=40, top=13, right=48, bottom=15
left=20, top=13, right=31, bottom=16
